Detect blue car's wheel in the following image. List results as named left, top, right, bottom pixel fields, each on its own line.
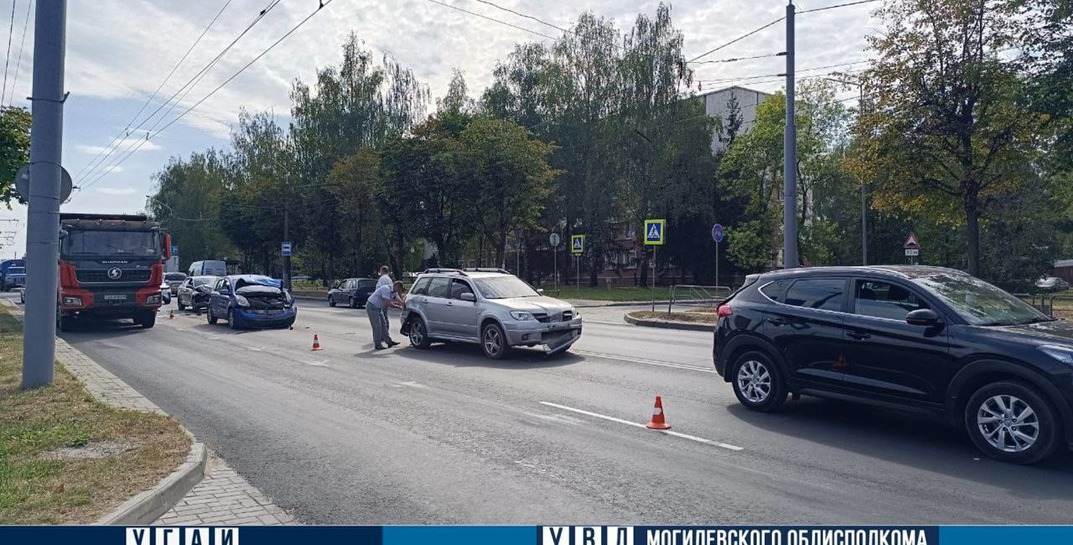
left=228, top=308, right=242, bottom=330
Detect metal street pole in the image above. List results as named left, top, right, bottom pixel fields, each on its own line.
left=859, top=83, right=869, bottom=266
left=782, top=0, right=798, bottom=269
left=651, top=247, right=656, bottom=312
left=715, top=241, right=720, bottom=287
left=553, top=245, right=558, bottom=293
left=23, top=0, right=67, bottom=390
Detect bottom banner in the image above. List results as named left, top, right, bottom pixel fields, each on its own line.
left=3, top=525, right=1073, bottom=545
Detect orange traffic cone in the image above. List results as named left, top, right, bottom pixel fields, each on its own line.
left=646, top=395, right=671, bottom=430
left=311, top=334, right=322, bottom=351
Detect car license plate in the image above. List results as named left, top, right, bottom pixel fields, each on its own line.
left=104, top=294, right=128, bottom=301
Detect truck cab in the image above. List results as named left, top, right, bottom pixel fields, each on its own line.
left=57, top=213, right=172, bottom=330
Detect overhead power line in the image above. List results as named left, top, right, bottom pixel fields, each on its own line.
left=687, top=16, right=785, bottom=63
left=423, top=0, right=557, bottom=40
left=471, top=0, right=567, bottom=32
left=690, top=52, right=785, bottom=65
left=697, top=60, right=870, bottom=84
left=9, top=0, right=30, bottom=105
left=77, top=0, right=279, bottom=184
left=799, top=0, right=881, bottom=14
left=1, top=0, right=16, bottom=105
left=79, top=0, right=336, bottom=193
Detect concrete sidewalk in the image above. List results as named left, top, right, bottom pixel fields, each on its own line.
left=156, top=454, right=296, bottom=526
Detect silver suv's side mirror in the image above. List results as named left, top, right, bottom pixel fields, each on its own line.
left=460, top=292, right=476, bottom=302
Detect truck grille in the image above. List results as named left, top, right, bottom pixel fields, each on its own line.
left=76, top=269, right=151, bottom=283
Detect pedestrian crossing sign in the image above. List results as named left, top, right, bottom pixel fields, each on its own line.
left=571, top=234, right=585, bottom=256
left=644, top=219, right=666, bottom=246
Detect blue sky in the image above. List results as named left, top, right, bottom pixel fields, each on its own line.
left=0, top=0, right=879, bottom=257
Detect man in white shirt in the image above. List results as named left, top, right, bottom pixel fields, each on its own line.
left=366, top=280, right=403, bottom=350
left=377, top=265, right=392, bottom=288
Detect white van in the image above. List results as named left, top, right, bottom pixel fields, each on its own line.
left=188, top=260, right=227, bottom=277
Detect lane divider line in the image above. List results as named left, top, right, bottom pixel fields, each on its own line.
left=539, top=401, right=743, bottom=451
left=572, top=349, right=716, bottom=374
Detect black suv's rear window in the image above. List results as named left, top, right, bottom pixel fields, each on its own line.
left=759, top=279, right=792, bottom=302
left=784, top=278, right=844, bottom=311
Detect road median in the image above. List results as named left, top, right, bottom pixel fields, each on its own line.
left=0, top=301, right=205, bottom=525
left=624, top=310, right=714, bottom=332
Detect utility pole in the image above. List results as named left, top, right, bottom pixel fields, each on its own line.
left=23, top=1, right=67, bottom=390
left=782, top=0, right=798, bottom=269
left=859, top=82, right=869, bottom=266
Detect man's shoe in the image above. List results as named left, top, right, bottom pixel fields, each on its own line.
left=387, top=340, right=400, bottom=347
left=374, top=344, right=387, bottom=350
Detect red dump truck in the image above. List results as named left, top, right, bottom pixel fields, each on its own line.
left=57, top=213, right=172, bottom=331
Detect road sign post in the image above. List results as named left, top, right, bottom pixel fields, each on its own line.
left=712, top=223, right=725, bottom=287
left=644, top=219, right=666, bottom=311
left=570, top=235, right=585, bottom=292
left=903, top=233, right=920, bottom=265
left=549, top=233, right=561, bottom=293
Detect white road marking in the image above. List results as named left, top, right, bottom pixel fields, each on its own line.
left=521, top=411, right=584, bottom=425
left=572, top=349, right=716, bottom=374
left=304, top=359, right=330, bottom=367
left=245, top=346, right=264, bottom=352
left=539, top=401, right=743, bottom=451
left=393, top=380, right=427, bottom=389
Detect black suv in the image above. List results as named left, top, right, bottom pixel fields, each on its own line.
left=714, top=265, right=1073, bottom=464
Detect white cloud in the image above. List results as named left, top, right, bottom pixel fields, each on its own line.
left=95, top=187, right=138, bottom=196
left=77, top=139, right=161, bottom=155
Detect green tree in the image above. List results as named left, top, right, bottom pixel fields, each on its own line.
left=0, top=106, right=30, bottom=205
left=855, top=0, right=1046, bottom=276
left=149, top=150, right=234, bottom=269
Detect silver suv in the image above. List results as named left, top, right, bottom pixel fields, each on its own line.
left=400, top=268, right=582, bottom=359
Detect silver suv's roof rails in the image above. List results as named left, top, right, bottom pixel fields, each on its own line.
left=422, top=268, right=467, bottom=275
left=463, top=268, right=510, bottom=274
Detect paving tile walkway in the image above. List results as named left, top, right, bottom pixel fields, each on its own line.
left=156, top=454, right=297, bottom=526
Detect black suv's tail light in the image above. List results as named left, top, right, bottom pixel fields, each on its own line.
left=717, top=304, right=733, bottom=317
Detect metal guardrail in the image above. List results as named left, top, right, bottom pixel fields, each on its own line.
left=667, top=284, right=733, bottom=314
left=1013, top=293, right=1073, bottom=318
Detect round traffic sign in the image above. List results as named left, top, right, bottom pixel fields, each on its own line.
left=549, top=232, right=561, bottom=247
left=711, top=223, right=725, bottom=243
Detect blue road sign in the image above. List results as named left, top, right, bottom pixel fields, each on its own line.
left=281, top=241, right=292, bottom=257
left=712, top=223, right=724, bottom=244
left=644, top=219, right=666, bottom=246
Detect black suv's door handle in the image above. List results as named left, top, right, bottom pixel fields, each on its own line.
left=847, top=330, right=871, bottom=340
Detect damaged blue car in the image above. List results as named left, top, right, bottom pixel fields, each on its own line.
left=206, top=275, right=296, bottom=330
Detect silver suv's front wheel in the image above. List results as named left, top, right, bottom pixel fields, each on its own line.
left=481, top=322, right=509, bottom=360
left=408, top=317, right=431, bottom=349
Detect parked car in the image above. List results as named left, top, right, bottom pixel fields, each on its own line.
left=207, top=274, right=296, bottom=329
left=164, top=272, right=188, bottom=295
left=176, top=275, right=219, bottom=312
left=327, top=277, right=377, bottom=308
left=160, top=280, right=171, bottom=304
left=401, top=268, right=582, bottom=359
left=713, top=265, right=1073, bottom=464
left=188, top=260, right=227, bottom=277
left=1035, top=276, right=1070, bottom=292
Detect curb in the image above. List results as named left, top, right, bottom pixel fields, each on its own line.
left=0, top=298, right=207, bottom=525
left=623, top=312, right=714, bottom=332
left=96, top=441, right=208, bottom=525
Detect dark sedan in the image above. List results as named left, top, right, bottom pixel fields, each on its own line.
left=327, top=277, right=377, bottom=308
left=176, top=275, right=219, bottom=312
left=714, top=265, right=1073, bottom=464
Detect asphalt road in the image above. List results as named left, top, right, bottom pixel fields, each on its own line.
left=42, top=295, right=1073, bottom=524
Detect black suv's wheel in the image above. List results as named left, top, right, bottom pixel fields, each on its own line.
left=207, top=306, right=218, bottom=325
left=349, top=296, right=358, bottom=309
left=408, top=317, right=431, bottom=349
left=328, top=296, right=336, bottom=307
left=480, top=322, right=510, bottom=360
left=964, top=381, right=1059, bottom=464
left=730, top=350, right=787, bottom=411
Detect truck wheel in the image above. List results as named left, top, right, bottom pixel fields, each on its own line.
left=135, top=310, right=156, bottom=329
left=56, top=313, right=68, bottom=332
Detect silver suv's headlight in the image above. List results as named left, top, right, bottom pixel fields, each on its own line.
left=510, top=310, right=535, bottom=321
left=1039, top=345, right=1073, bottom=365
left=234, top=294, right=251, bottom=307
